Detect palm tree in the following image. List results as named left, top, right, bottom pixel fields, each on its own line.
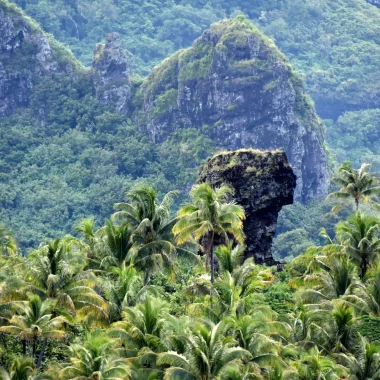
left=157, top=320, right=251, bottom=380
left=312, top=304, right=359, bottom=354
left=344, top=267, right=380, bottom=316
left=0, top=295, right=68, bottom=367
left=173, top=183, right=245, bottom=283
left=328, top=162, right=380, bottom=211
left=336, top=212, right=380, bottom=279
left=99, top=262, right=161, bottom=322
left=337, top=336, right=380, bottom=379
left=289, top=346, right=345, bottom=379
left=227, top=310, right=290, bottom=374
left=98, top=219, right=134, bottom=268
left=299, top=254, right=358, bottom=303
left=113, top=185, right=182, bottom=284
left=214, top=242, right=245, bottom=274
left=24, top=237, right=108, bottom=324
left=108, top=296, right=169, bottom=356
left=0, top=357, right=34, bottom=380
left=58, top=329, right=131, bottom=379
left=0, top=226, right=17, bottom=257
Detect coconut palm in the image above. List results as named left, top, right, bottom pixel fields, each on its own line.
left=311, top=304, right=359, bottom=354
left=343, top=267, right=380, bottom=316
left=328, top=162, right=380, bottom=211
left=214, top=242, right=245, bottom=274
left=157, top=320, right=251, bottom=380
left=98, top=219, right=134, bottom=269
left=173, top=183, right=245, bottom=283
left=0, top=226, right=17, bottom=257
left=58, top=329, right=130, bottom=379
left=336, top=212, right=380, bottom=279
left=337, top=336, right=380, bottom=379
left=108, top=296, right=169, bottom=356
left=289, top=346, right=345, bottom=379
left=113, top=185, right=184, bottom=285
left=99, top=262, right=162, bottom=322
left=0, top=295, right=68, bottom=366
left=299, top=254, right=358, bottom=303
left=0, top=357, right=34, bottom=380
left=24, top=238, right=108, bottom=324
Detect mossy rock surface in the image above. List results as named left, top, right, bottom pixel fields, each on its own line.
left=198, top=148, right=296, bottom=264
left=136, top=16, right=328, bottom=202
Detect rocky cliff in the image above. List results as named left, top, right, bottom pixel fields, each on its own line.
left=91, top=32, right=131, bottom=114
left=0, top=0, right=83, bottom=116
left=136, top=17, right=328, bottom=202
left=198, top=149, right=296, bottom=265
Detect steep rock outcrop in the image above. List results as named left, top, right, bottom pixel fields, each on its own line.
left=91, top=32, right=131, bottom=113
left=198, top=149, right=296, bottom=265
left=0, top=0, right=82, bottom=116
left=136, top=17, right=328, bottom=202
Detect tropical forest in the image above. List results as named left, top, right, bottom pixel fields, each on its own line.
left=1, top=0, right=380, bottom=378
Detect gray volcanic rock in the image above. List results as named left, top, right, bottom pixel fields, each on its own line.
left=91, top=33, right=131, bottom=113
left=198, top=149, right=296, bottom=265
left=0, top=1, right=82, bottom=116
left=136, top=16, right=328, bottom=202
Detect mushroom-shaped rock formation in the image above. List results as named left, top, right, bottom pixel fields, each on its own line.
left=198, top=149, right=296, bottom=265
left=91, top=32, right=131, bottom=113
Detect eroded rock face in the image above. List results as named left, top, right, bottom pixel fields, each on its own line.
left=91, top=33, right=131, bottom=113
left=137, top=17, right=328, bottom=202
left=0, top=2, right=81, bottom=116
left=198, top=149, right=296, bottom=265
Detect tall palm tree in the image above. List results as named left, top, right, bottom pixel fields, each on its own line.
left=58, top=329, right=131, bottom=379
left=24, top=237, right=108, bottom=324
left=0, top=295, right=68, bottom=367
left=113, top=185, right=183, bottom=285
left=0, top=357, right=34, bottom=380
left=173, top=183, right=245, bottom=283
left=157, top=320, right=251, bottom=380
left=336, top=212, right=380, bottom=279
left=328, top=162, right=380, bottom=211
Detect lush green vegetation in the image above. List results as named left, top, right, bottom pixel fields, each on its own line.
left=0, top=69, right=214, bottom=247
left=10, top=0, right=380, bottom=116
left=1, top=173, right=380, bottom=378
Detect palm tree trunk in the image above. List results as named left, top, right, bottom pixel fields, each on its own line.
left=361, top=259, right=367, bottom=279
left=211, top=243, right=215, bottom=284
left=37, top=338, right=47, bottom=368
left=355, top=199, right=359, bottom=211
left=144, top=272, right=150, bottom=286
left=32, top=339, right=37, bottom=359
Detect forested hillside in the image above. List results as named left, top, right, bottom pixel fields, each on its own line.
left=10, top=0, right=380, bottom=168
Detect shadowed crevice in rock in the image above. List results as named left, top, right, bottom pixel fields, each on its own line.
left=198, top=149, right=296, bottom=265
